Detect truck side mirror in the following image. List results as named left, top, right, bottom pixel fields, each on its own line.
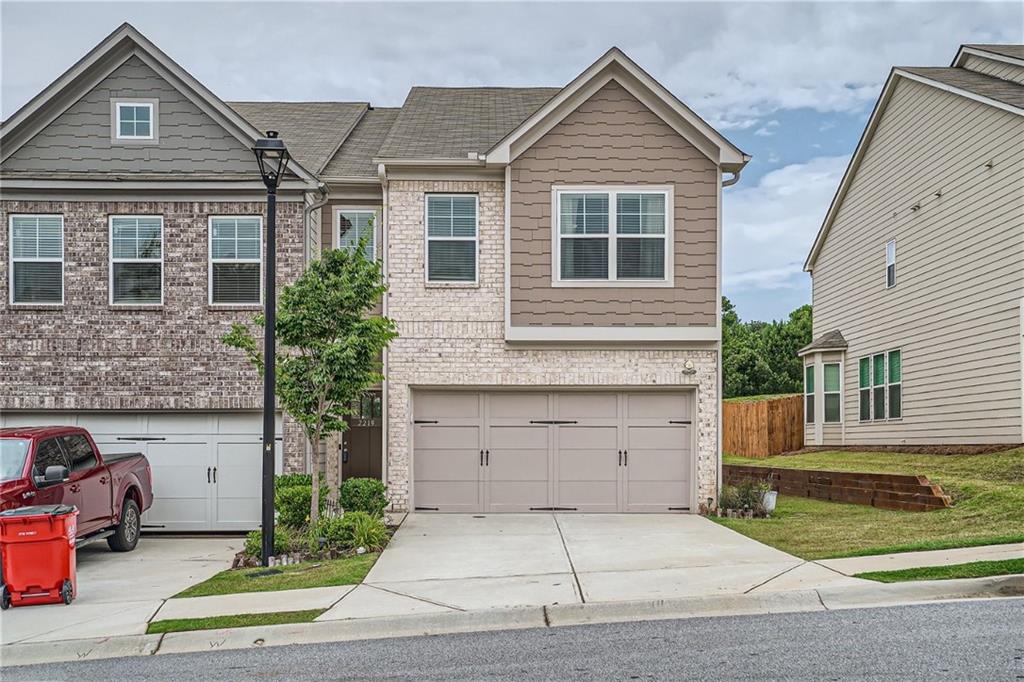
left=35, top=465, right=70, bottom=487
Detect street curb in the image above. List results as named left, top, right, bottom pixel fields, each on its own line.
left=3, top=574, right=1022, bottom=667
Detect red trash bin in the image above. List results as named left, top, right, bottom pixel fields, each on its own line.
left=0, top=504, right=78, bottom=609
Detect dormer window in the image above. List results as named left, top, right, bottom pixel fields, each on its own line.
left=111, top=99, right=158, bottom=142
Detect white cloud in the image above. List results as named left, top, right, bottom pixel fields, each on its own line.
left=723, top=155, right=851, bottom=293
left=754, top=120, right=780, bottom=137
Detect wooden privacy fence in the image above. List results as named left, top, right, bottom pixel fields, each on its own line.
left=723, top=395, right=803, bottom=457
left=724, top=464, right=953, bottom=512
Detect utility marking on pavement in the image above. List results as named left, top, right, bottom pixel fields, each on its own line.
left=364, top=583, right=465, bottom=611
left=743, top=561, right=806, bottom=594
left=552, top=514, right=586, bottom=604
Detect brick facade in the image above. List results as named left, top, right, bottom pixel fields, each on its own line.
left=0, top=198, right=309, bottom=472
left=384, top=180, right=720, bottom=512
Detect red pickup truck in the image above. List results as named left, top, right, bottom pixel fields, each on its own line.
left=0, top=426, right=153, bottom=551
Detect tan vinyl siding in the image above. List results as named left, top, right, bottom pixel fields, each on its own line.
left=508, top=79, right=718, bottom=327
left=962, top=54, right=1024, bottom=86
left=812, top=77, right=1024, bottom=445
left=3, top=56, right=256, bottom=176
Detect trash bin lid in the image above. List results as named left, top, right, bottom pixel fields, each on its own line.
left=0, top=504, right=76, bottom=517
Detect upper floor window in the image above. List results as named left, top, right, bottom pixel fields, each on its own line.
left=210, top=216, right=262, bottom=305
left=110, top=216, right=163, bottom=305
left=111, top=99, right=158, bottom=142
left=337, top=209, right=377, bottom=261
left=554, top=187, right=671, bottom=285
left=9, top=215, right=63, bottom=305
left=885, top=239, right=896, bottom=288
left=426, top=195, right=477, bottom=283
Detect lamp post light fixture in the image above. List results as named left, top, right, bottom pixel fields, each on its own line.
left=253, top=130, right=289, bottom=567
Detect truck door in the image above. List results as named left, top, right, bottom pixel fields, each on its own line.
left=61, top=434, right=108, bottom=535
left=30, top=438, right=73, bottom=507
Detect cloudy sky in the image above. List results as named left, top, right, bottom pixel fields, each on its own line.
left=3, top=1, right=1021, bottom=321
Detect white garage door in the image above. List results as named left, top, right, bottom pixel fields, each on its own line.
left=0, top=412, right=282, bottom=532
left=412, top=391, right=694, bottom=513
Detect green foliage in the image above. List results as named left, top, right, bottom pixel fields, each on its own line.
left=722, top=297, right=812, bottom=399
left=221, top=240, right=398, bottom=523
left=243, top=526, right=296, bottom=557
left=719, top=478, right=772, bottom=512
left=307, top=511, right=389, bottom=552
left=306, top=514, right=352, bottom=552
left=275, top=484, right=327, bottom=528
left=339, top=478, right=389, bottom=518
left=276, top=474, right=313, bottom=488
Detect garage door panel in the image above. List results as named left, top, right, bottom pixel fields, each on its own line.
left=487, top=393, right=548, bottom=419
left=627, top=425, right=688, bottom=449
left=416, top=392, right=480, bottom=419
left=627, top=449, right=688, bottom=479
left=414, top=448, right=479, bottom=481
left=487, top=481, right=549, bottom=512
left=625, top=480, right=689, bottom=511
left=144, top=442, right=211, bottom=531
left=414, top=425, right=479, bottom=449
left=558, top=481, right=619, bottom=511
left=414, top=481, right=480, bottom=512
left=626, top=393, right=691, bottom=420
left=557, top=448, right=619, bottom=481
left=488, top=425, right=548, bottom=449
left=556, top=393, right=618, bottom=419
left=488, top=449, right=548, bottom=480
left=557, top=426, right=617, bottom=449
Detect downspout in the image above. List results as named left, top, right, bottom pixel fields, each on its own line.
left=300, top=181, right=329, bottom=475
left=721, top=169, right=743, bottom=187
left=378, top=162, right=391, bottom=507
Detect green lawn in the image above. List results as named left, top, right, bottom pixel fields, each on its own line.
left=147, top=609, right=324, bottom=634
left=724, top=393, right=800, bottom=403
left=854, top=558, right=1024, bottom=583
left=174, top=553, right=378, bottom=598
left=716, top=449, right=1024, bottom=560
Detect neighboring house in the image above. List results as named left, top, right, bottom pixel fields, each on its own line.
left=1, top=23, right=749, bottom=528
left=800, top=44, right=1024, bottom=448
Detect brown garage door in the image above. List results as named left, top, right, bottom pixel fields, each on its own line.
left=412, top=390, right=694, bottom=513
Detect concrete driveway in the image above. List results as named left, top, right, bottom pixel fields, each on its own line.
left=0, top=537, right=238, bottom=645
left=317, top=513, right=860, bottom=620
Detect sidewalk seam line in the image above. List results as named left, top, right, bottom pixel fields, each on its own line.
left=151, top=633, right=165, bottom=655
left=542, top=605, right=551, bottom=627
left=743, top=561, right=805, bottom=594
left=364, top=583, right=466, bottom=612
left=815, top=589, right=829, bottom=611
left=813, top=560, right=858, bottom=578
left=552, top=514, right=586, bottom=604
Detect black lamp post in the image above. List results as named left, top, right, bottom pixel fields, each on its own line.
left=253, top=130, right=289, bottom=567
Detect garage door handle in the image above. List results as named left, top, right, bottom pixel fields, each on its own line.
left=480, top=449, right=483, bottom=466
left=624, top=450, right=628, bottom=466
left=618, top=450, right=622, bottom=466
left=414, top=420, right=438, bottom=424
left=207, top=467, right=211, bottom=484
left=668, top=420, right=691, bottom=425
left=485, top=450, right=489, bottom=465
left=213, top=467, right=217, bottom=484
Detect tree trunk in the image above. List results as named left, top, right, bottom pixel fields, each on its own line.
left=310, top=427, right=324, bottom=524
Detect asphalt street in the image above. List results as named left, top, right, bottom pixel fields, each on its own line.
left=5, top=598, right=1024, bottom=680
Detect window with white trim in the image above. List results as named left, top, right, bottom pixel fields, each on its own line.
left=556, top=187, right=670, bottom=283
left=210, top=217, right=261, bottom=304
left=115, top=102, right=153, bottom=139
left=110, top=216, right=163, bottom=305
left=886, top=239, right=896, bottom=288
left=860, top=349, right=903, bottom=421
left=426, top=195, right=477, bottom=282
left=337, top=209, right=376, bottom=261
left=804, top=365, right=815, bottom=424
left=10, top=215, right=63, bottom=304
left=823, top=362, right=842, bottom=423
left=887, top=350, right=902, bottom=419
left=872, top=353, right=886, bottom=420
left=859, top=357, right=871, bottom=421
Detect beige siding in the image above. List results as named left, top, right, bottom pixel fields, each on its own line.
left=4, top=56, right=255, bottom=176
left=812, top=77, right=1024, bottom=445
left=961, top=54, right=1024, bottom=86
left=509, top=79, right=718, bottom=327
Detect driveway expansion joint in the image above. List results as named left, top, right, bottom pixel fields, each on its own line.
left=365, top=583, right=465, bottom=611
left=552, top=514, right=586, bottom=603
left=743, top=561, right=807, bottom=594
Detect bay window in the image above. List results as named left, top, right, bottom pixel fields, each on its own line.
left=823, top=362, right=842, bottom=423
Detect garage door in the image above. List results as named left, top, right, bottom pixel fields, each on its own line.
left=0, top=412, right=282, bottom=532
left=412, top=391, right=693, bottom=513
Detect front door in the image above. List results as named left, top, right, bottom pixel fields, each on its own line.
left=342, top=392, right=382, bottom=480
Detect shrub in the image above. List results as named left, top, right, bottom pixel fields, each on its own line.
left=275, top=484, right=327, bottom=528
left=720, top=478, right=772, bottom=514
left=306, top=514, right=352, bottom=552
left=339, top=478, right=389, bottom=518
left=344, top=511, right=389, bottom=551
left=276, top=473, right=313, bottom=489
left=719, top=484, right=740, bottom=511
left=244, top=526, right=295, bottom=557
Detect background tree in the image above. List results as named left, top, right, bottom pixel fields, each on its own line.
left=222, top=243, right=397, bottom=523
left=722, top=297, right=812, bottom=399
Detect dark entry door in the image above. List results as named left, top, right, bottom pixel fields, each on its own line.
left=342, top=392, right=382, bottom=480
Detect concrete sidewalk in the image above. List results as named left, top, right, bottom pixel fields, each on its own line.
left=818, top=542, right=1024, bottom=576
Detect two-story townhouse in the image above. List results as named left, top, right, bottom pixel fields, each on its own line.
left=800, top=44, right=1024, bottom=448
left=2, top=23, right=749, bottom=528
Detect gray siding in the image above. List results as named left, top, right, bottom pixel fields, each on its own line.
left=3, top=55, right=255, bottom=176
left=509, top=80, right=718, bottom=327
left=812, top=77, right=1024, bottom=445
left=962, top=54, right=1024, bottom=86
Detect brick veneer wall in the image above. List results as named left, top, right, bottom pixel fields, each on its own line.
left=0, top=198, right=308, bottom=472
left=384, top=180, right=720, bottom=511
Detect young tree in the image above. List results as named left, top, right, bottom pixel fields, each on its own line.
left=222, top=243, right=397, bottom=523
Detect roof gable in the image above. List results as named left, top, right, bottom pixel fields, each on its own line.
left=322, top=107, right=400, bottom=179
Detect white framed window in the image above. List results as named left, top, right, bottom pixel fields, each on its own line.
left=336, top=208, right=377, bottom=261
left=885, top=239, right=896, bottom=288
left=872, top=353, right=886, bottom=421
left=9, top=215, right=64, bottom=305
left=823, top=362, right=842, bottom=423
left=209, top=216, right=262, bottom=305
left=858, top=357, right=871, bottom=422
left=114, top=101, right=154, bottom=140
left=860, top=349, right=903, bottom=422
left=425, top=194, right=477, bottom=283
left=553, top=186, right=673, bottom=286
left=110, top=216, right=163, bottom=305
left=804, top=365, right=815, bottom=424
left=887, top=349, right=902, bottom=419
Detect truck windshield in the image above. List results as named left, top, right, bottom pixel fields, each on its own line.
left=1, top=439, right=31, bottom=482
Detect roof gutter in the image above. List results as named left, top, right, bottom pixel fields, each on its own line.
left=721, top=168, right=743, bottom=187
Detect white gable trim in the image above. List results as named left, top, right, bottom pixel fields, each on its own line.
left=804, top=68, right=1024, bottom=272
left=484, top=47, right=748, bottom=171
left=953, top=45, right=1024, bottom=70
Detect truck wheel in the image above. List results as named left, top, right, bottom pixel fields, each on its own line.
left=60, top=579, right=73, bottom=605
left=107, top=498, right=141, bottom=552
left=1, top=585, right=10, bottom=610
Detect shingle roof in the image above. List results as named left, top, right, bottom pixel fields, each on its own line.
left=798, top=330, right=848, bottom=356
left=321, top=108, right=400, bottom=179
left=962, top=44, right=1024, bottom=61
left=899, top=67, right=1024, bottom=111
left=228, top=101, right=368, bottom=173
left=376, top=87, right=560, bottom=160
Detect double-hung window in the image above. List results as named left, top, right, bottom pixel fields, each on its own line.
left=555, top=187, right=671, bottom=284
left=872, top=353, right=886, bottom=420
left=10, top=215, right=63, bottom=304
left=115, top=102, right=153, bottom=140
left=337, top=209, right=376, bottom=261
left=823, top=363, right=842, bottom=423
left=110, top=216, right=163, bottom=305
left=885, top=239, right=896, bottom=288
left=887, top=350, right=902, bottom=419
left=426, top=195, right=477, bottom=283
left=859, top=357, right=871, bottom=421
left=804, top=365, right=815, bottom=424
left=210, top=217, right=261, bottom=305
